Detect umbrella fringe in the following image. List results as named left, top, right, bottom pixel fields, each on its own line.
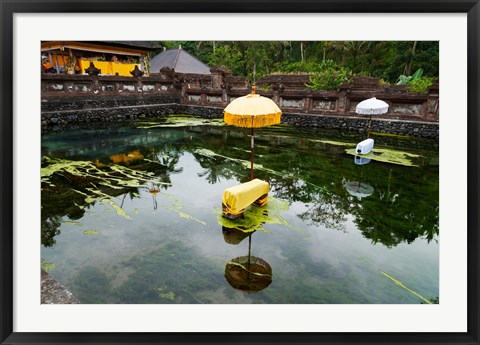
left=224, top=112, right=281, bottom=128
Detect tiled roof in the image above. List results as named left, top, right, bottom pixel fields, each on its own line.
left=99, top=41, right=163, bottom=51
left=150, top=48, right=211, bottom=75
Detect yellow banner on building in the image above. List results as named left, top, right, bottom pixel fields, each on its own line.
left=78, top=60, right=140, bottom=77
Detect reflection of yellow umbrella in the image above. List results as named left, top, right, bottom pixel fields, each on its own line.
left=224, top=86, right=282, bottom=180
left=224, top=234, right=272, bottom=293
left=225, top=256, right=272, bottom=293
left=222, top=226, right=253, bottom=245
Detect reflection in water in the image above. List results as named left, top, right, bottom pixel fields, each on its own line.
left=345, top=157, right=374, bottom=198
left=354, top=155, right=371, bottom=165
left=222, top=226, right=251, bottom=245
left=41, top=117, right=439, bottom=303
left=344, top=181, right=374, bottom=199
left=223, top=231, right=272, bottom=293
left=225, top=255, right=273, bottom=293
left=110, top=150, right=144, bottom=165
left=147, top=182, right=161, bottom=210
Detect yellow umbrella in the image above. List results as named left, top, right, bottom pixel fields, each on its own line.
left=224, top=86, right=282, bottom=180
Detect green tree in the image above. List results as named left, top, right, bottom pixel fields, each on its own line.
left=158, top=40, right=438, bottom=84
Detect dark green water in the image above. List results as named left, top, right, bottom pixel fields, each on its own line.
left=41, top=115, right=439, bottom=304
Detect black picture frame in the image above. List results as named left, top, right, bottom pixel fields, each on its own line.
left=1, top=1, right=479, bottom=344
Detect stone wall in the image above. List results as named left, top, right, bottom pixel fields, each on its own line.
left=254, top=75, right=439, bottom=122
left=41, top=69, right=439, bottom=138
left=42, top=103, right=438, bottom=139
left=282, top=113, right=438, bottom=138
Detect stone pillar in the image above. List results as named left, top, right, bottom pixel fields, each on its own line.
left=272, top=90, right=280, bottom=106
left=92, top=76, right=100, bottom=94
left=222, top=89, right=228, bottom=106
left=337, top=82, right=349, bottom=113
left=426, top=83, right=439, bottom=121
left=210, top=65, right=232, bottom=90
left=303, top=97, right=312, bottom=113
left=272, top=83, right=283, bottom=106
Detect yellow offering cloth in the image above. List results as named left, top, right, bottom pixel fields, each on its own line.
left=78, top=60, right=140, bottom=77
left=222, top=179, right=269, bottom=215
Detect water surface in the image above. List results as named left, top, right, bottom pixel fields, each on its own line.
left=41, top=115, right=439, bottom=304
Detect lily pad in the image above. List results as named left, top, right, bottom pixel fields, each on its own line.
left=216, top=197, right=303, bottom=233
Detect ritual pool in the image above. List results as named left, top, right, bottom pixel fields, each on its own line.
left=41, top=115, right=439, bottom=304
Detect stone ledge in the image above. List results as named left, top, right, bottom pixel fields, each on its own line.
left=41, top=270, right=80, bottom=304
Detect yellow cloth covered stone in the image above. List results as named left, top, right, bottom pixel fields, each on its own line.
left=222, top=179, right=269, bottom=214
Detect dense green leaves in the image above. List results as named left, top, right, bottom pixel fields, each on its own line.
left=158, top=41, right=439, bottom=84
left=395, top=68, right=437, bottom=94
left=306, top=62, right=350, bottom=91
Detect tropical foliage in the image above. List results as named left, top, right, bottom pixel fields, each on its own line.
left=305, top=60, right=350, bottom=91
left=157, top=41, right=439, bottom=84
left=396, top=68, right=437, bottom=94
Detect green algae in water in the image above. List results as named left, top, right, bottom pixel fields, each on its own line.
left=310, top=139, right=354, bottom=147
left=83, top=229, right=99, bottom=236
left=41, top=156, right=170, bottom=189
left=41, top=122, right=439, bottom=304
left=225, top=260, right=272, bottom=277
left=166, top=207, right=207, bottom=226
left=161, top=193, right=207, bottom=225
left=345, top=148, right=422, bottom=167
left=195, top=148, right=329, bottom=194
left=156, top=288, right=175, bottom=301
left=216, top=197, right=303, bottom=233
left=42, top=156, right=172, bottom=220
left=64, top=221, right=82, bottom=226
left=307, top=140, right=424, bottom=167
left=110, top=242, right=223, bottom=304
left=370, top=131, right=413, bottom=139
left=380, top=270, right=432, bottom=304
left=137, top=115, right=225, bottom=129
left=73, top=188, right=132, bottom=220
left=41, top=260, right=55, bottom=271
left=194, top=148, right=284, bottom=178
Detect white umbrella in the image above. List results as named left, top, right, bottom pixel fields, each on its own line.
left=356, top=97, right=389, bottom=138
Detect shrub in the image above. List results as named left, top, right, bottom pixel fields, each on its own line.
left=306, top=66, right=350, bottom=91
left=396, top=68, right=424, bottom=85
left=408, top=76, right=436, bottom=94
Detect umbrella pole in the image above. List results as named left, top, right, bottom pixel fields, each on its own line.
left=250, top=128, right=255, bottom=180
left=247, top=235, right=252, bottom=271
left=367, top=115, right=372, bottom=138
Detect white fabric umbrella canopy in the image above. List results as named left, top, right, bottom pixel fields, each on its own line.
left=355, top=97, right=389, bottom=138
left=356, top=97, right=389, bottom=115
